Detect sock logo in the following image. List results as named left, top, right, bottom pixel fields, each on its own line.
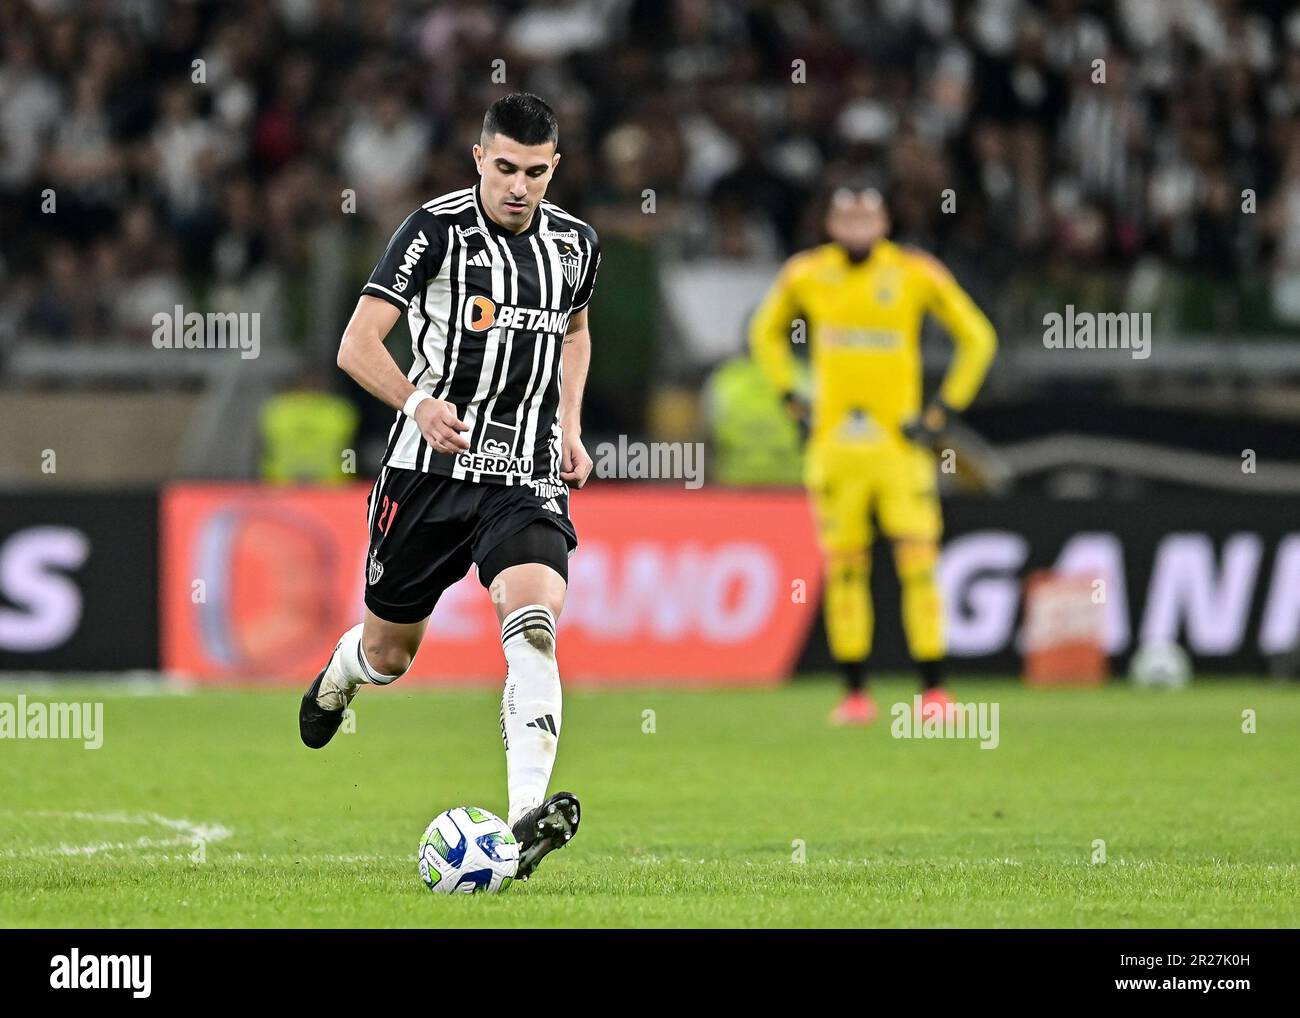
left=525, top=713, right=558, bottom=735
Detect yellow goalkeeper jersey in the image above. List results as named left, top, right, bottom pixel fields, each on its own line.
left=749, top=239, right=996, bottom=444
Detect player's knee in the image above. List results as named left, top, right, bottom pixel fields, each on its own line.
left=894, top=539, right=938, bottom=578
left=493, top=585, right=565, bottom=628
left=361, top=641, right=415, bottom=683
left=826, top=548, right=868, bottom=577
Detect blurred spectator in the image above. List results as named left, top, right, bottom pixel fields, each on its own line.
left=2, top=0, right=1299, bottom=420
left=149, top=80, right=222, bottom=222
left=260, top=374, right=360, bottom=485
left=0, top=31, right=60, bottom=190
left=340, top=85, right=430, bottom=222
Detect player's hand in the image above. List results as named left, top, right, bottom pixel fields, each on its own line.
left=560, top=432, right=593, bottom=489
left=782, top=391, right=811, bottom=444
left=414, top=398, right=470, bottom=453
left=901, top=400, right=953, bottom=448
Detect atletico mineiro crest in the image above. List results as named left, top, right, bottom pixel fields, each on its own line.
left=556, top=240, right=581, bottom=287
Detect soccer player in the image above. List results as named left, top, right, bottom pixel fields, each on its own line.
left=749, top=184, right=996, bottom=726
left=298, top=94, right=600, bottom=879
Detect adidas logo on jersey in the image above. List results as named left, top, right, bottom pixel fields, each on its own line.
left=467, top=249, right=493, bottom=269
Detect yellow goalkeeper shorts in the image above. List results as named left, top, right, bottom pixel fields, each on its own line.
left=804, top=436, right=942, bottom=552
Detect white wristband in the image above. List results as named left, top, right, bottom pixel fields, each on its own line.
left=403, top=391, right=432, bottom=419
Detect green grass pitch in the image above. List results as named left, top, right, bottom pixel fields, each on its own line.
left=0, top=678, right=1296, bottom=928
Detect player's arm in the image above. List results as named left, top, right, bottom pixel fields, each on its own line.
left=336, top=296, right=413, bottom=410
left=560, top=306, right=591, bottom=436
left=558, top=307, right=593, bottom=487
left=559, top=236, right=600, bottom=488
left=904, top=252, right=997, bottom=441
left=339, top=209, right=468, bottom=453
left=931, top=268, right=996, bottom=413
left=748, top=259, right=809, bottom=435
left=336, top=297, right=469, bottom=453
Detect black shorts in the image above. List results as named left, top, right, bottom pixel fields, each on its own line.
left=363, top=467, right=578, bottom=624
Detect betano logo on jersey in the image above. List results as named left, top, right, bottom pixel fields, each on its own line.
left=820, top=324, right=901, bottom=349
left=463, top=296, right=571, bottom=335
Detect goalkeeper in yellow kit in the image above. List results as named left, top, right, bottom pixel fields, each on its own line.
left=750, top=185, right=996, bottom=725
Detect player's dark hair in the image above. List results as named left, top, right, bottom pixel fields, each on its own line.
left=827, top=172, right=893, bottom=209
left=482, top=93, right=559, bottom=149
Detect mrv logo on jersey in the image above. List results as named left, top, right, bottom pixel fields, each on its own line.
left=50, top=949, right=151, bottom=997
left=463, top=296, right=570, bottom=335
left=393, top=229, right=430, bottom=292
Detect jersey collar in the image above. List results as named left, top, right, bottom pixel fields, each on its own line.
left=474, top=183, right=544, bottom=239
left=834, top=238, right=892, bottom=267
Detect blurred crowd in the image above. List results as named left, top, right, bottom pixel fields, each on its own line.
left=4, top=0, right=1300, bottom=359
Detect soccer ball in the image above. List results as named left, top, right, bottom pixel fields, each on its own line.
left=1129, top=641, right=1192, bottom=689
left=418, top=806, right=518, bottom=894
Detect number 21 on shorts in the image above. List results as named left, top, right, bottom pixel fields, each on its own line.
left=376, top=496, right=399, bottom=535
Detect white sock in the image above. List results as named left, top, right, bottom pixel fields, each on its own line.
left=319, top=623, right=402, bottom=709
left=324, top=625, right=366, bottom=689
left=499, top=605, right=562, bottom=827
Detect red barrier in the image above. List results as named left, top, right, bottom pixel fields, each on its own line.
left=161, top=484, right=822, bottom=684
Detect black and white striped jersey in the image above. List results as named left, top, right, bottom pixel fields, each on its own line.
left=362, top=183, right=601, bottom=486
